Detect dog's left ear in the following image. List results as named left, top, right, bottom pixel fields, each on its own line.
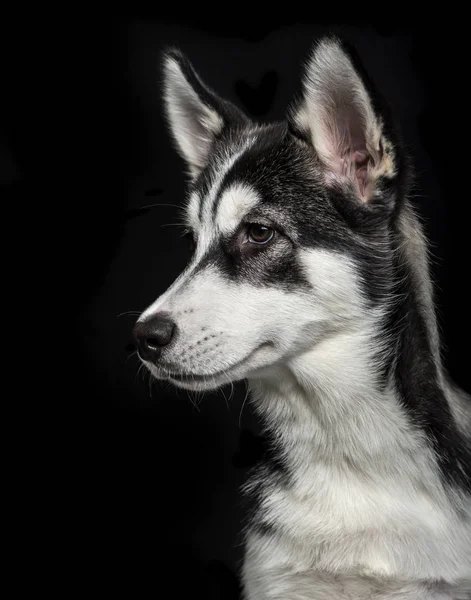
left=289, top=37, right=398, bottom=204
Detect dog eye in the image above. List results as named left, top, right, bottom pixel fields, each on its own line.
left=247, top=224, right=275, bottom=245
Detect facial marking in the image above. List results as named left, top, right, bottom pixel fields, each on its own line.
left=185, top=136, right=257, bottom=234
left=215, top=183, right=261, bottom=235
left=299, top=248, right=364, bottom=321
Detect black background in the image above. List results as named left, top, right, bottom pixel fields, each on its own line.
left=5, top=16, right=470, bottom=598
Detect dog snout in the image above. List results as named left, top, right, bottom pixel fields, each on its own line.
left=133, top=313, right=176, bottom=362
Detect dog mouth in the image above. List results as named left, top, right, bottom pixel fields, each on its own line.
left=165, top=370, right=226, bottom=382
left=152, top=342, right=274, bottom=383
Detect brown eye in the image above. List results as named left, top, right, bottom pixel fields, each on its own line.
left=247, top=224, right=274, bottom=245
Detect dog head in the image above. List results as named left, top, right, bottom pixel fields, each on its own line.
left=134, top=37, right=407, bottom=391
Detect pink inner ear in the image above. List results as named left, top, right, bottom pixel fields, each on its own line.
left=352, top=150, right=370, bottom=197
left=328, top=108, right=374, bottom=200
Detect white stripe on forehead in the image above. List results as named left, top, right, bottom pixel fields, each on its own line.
left=185, top=135, right=257, bottom=235
left=216, top=182, right=261, bottom=235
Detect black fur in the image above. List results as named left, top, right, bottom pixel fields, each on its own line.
left=393, top=259, right=471, bottom=492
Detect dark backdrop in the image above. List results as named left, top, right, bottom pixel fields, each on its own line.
left=5, top=16, right=470, bottom=599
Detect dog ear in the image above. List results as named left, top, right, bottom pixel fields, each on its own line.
left=289, top=37, right=398, bottom=204
left=162, top=49, right=250, bottom=179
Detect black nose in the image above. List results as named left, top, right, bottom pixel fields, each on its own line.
left=133, top=313, right=176, bottom=362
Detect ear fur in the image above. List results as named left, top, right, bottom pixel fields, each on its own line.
left=289, top=36, right=397, bottom=203
left=162, top=49, right=249, bottom=179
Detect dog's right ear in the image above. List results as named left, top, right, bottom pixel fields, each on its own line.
left=162, top=49, right=249, bottom=179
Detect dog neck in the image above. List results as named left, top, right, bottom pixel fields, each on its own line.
left=248, top=324, right=425, bottom=471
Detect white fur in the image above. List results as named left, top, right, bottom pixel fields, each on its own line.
left=216, top=183, right=261, bottom=235
left=140, top=261, right=323, bottom=391
left=163, top=54, right=223, bottom=178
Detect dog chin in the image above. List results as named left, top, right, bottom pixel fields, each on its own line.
left=169, top=372, right=241, bottom=391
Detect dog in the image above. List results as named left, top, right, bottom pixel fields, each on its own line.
left=133, top=36, right=471, bottom=599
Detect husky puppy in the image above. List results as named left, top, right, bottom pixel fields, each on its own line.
left=133, top=36, right=471, bottom=599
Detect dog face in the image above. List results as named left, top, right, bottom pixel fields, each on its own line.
left=134, top=37, right=406, bottom=391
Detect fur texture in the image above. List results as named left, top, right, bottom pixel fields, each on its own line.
left=134, top=36, right=471, bottom=599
